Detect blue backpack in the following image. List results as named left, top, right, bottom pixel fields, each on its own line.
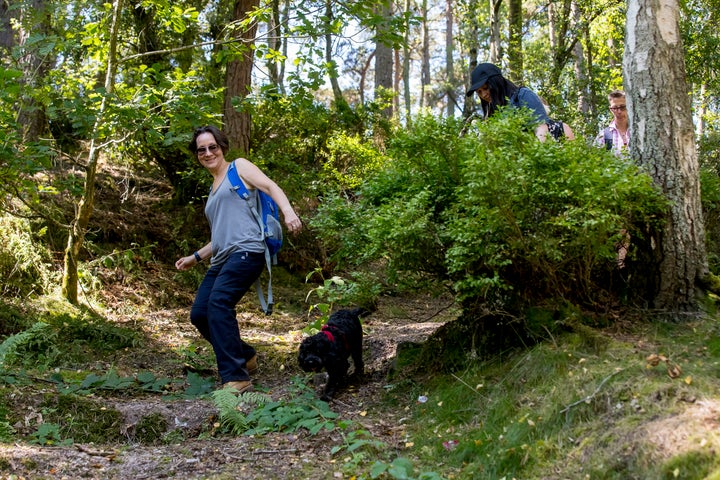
left=227, top=161, right=283, bottom=315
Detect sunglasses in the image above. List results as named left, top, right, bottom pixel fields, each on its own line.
left=609, top=105, right=627, bottom=112
left=196, top=144, right=220, bottom=156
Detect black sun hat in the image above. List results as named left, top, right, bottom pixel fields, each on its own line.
left=466, top=63, right=503, bottom=97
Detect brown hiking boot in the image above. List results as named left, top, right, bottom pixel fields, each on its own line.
left=222, top=380, right=253, bottom=394
left=246, top=355, right=258, bottom=375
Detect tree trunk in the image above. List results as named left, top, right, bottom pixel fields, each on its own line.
left=62, top=0, right=123, bottom=303
left=224, top=0, right=259, bottom=155
left=0, top=1, right=13, bottom=51
left=267, top=0, right=281, bottom=92
left=573, top=3, right=590, bottom=119
left=624, top=0, right=709, bottom=313
left=420, top=0, right=430, bottom=109
left=488, top=0, right=502, bottom=63
left=446, top=0, right=455, bottom=117
left=374, top=1, right=394, bottom=119
left=507, top=0, right=522, bottom=83
left=325, top=0, right=345, bottom=106
left=17, top=0, right=50, bottom=142
left=402, top=0, right=412, bottom=124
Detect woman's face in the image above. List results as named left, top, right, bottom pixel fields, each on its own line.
left=477, top=84, right=491, bottom=103
left=195, top=132, right=224, bottom=168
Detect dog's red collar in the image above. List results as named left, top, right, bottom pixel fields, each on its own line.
left=321, top=325, right=335, bottom=343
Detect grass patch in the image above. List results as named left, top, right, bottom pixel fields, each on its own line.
left=39, top=393, right=124, bottom=444
left=389, top=314, right=720, bottom=479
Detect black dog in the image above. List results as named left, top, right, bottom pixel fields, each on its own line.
left=298, top=308, right=367, bottom=400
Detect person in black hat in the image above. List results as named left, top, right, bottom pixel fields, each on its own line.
left=466, top=62, right=554, bottom=141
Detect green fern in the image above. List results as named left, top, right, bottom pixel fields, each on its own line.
left=0, top=322, right=49, bottom=368
left=211, top=389, right=271, bottom=435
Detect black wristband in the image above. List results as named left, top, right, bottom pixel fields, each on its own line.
left=193, top=251, right=202, bottom=263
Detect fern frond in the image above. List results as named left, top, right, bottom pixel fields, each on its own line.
left=211, top=389, right=250, bottom=435
left=0, top=322, right=49, bottom=368
left=237, top=391, right=272, bottom=406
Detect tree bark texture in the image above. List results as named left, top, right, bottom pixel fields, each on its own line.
left=420, top=0, right=430, bottom=109
left=224, top=0, right=259, bottom=155
left=374, top=1, right=394, bottom=119
left=446, top=0, right=455, bottom=118
left=488, top=0, right=502, bottom=63
left=507, top=0, right=522, bottom=83
left=624, top=0, right=708, bottom=312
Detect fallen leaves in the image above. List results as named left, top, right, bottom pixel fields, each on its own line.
left=646, top=354, right=683, bottom=379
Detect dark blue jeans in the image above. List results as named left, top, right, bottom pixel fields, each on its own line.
left=190, top=251, right=265, bottom=384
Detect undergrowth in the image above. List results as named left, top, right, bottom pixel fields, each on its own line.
left=392, top=312, right=720, bottom=479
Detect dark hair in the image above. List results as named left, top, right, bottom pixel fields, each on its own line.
left=481, top=74, right=520, bottom=118
left=608, top=90, right=626, bottom=101
left=188, top=126, right=230, bottom=155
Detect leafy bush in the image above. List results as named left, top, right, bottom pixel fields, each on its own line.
left=311, top=111, right=667, bottom=310
left=698, top=132, right=720, bottom=274
left=446, top=111, right=667, bottom=308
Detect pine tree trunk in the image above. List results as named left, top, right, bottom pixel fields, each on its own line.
left=224, top=0, right=259, bottom=155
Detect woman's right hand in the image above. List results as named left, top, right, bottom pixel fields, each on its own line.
left=175, top=255, right=195, bottom=271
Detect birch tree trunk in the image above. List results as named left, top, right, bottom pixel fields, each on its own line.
left=488, top=0, right=502, bottom=63
left=624, top=0, right=709, bottom=313
left=62, top=0, right=123, bottom=303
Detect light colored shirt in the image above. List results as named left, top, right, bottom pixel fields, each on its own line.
left=205, top=173, right=265, bottom=266
left=595, top=121, right=629, bottom=156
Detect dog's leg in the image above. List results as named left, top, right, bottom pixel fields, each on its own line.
left=351, top=343, right=364, bottom=378
left=322, top=358, right=349, bottom=400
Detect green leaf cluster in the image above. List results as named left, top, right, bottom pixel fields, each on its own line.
left=312, top=111, right=667, bottom=310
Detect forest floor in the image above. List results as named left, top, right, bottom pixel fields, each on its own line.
left=1, top=266, right=460, bottom=479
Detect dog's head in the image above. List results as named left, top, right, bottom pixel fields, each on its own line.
left=298, top=333, right=331, bottom=372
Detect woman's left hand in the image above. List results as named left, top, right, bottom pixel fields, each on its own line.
left=285, top=213, right=302, bottom=234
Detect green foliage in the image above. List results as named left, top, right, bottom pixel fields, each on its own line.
left=212, top=377, right=337, bottom=436
left=311, top=114, right=468, bottom=291
left=304, top=270, right=380, bottom=326
left=369, top=458, right=444, bottom=480
left=0, top=401, right=15, bottom=442
left=54, top=369, right=211, bottom=399
left=0, top=322, right=51, bottom=369
left=37, top=394, right=124, bottom=444
left=322, top=132, right=389, bottom=193
left=447, top=112, right=667, bottom=308
left=312, top=112, right=667, bottom=310
left=698, top=132, right=720, bottom=274
left=134, top=413, right=169, bottom=445
left=0, top=215, right=54, bottom=297
left=29, top=422, right=72, bottom=446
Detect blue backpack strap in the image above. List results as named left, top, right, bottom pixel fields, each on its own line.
left=227, top=161, right=275, bottom=315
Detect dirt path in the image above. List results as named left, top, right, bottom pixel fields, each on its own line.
left=1, top=294, right=458, bottom=479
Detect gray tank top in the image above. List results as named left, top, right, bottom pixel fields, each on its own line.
left=205, top=172, right=265, bottom=266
